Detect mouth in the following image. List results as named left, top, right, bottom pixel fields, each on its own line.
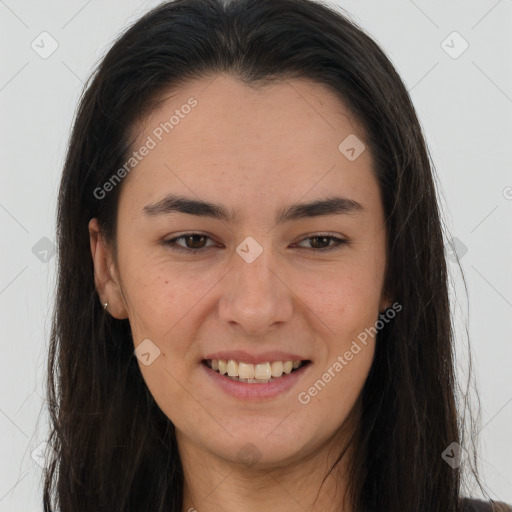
left=202, top=358, right=312, bottom=383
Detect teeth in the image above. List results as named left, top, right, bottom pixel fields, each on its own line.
left=238, top=362, right=255, bottom=379
left=270, top=361, right=283, bottom=377
left=283, top=361, right=293, bottom=374
left=254, top=362, right=271, bottom=380
left=218, top=360, right=227, bottom=374
left=206, top=358, right=305, bottom=382
left=226, top=360, right=238, bottom=377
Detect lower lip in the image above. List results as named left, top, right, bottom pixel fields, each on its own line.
left=201, top=361, right=311, bottom=399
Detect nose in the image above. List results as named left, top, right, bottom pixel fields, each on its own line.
left=218, top=245, right=294, bottom=336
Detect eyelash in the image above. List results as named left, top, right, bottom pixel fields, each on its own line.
left=162, top=232, right=348, bottom=254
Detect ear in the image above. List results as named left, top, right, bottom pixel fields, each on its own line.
left=88, top=218, right=129, bottom=319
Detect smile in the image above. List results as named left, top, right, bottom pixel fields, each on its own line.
left=203, top=359, right=311, bottom=383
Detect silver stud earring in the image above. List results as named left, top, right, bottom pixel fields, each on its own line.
left=103, top=302, right=109, bottom=310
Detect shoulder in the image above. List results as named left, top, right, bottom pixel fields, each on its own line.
left=461, top=498, right=512, bottom=512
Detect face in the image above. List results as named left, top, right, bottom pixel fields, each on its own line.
left=89, top=73, right=390, bottom=469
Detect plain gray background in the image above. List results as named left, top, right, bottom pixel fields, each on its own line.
left=0, top=1, right=511, bottom=510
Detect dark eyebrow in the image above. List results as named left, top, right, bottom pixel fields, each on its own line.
left=142, top=193, right=363, bottom=224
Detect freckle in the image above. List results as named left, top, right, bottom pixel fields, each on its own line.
left=165, top=280, right=168, bottom=284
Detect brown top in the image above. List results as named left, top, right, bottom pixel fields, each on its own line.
left=461, top=498, right=512, bottom=511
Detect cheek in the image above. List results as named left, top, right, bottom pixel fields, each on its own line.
left=137, top=357, right=197, bottom=435
left=297, top=263, right=380, bottom=392
left=120, top=261, right=195, bottom=340
left=298, top=262, right=382, bottom=328
left=296, top=333, right=375, bottom=440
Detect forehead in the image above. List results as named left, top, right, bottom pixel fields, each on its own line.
left=136, top=73, right=365, bottom=144
left=121, top=73, right=379, bottom=219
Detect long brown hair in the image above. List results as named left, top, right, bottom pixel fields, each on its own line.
left=44, top=0, right=491, bottom=510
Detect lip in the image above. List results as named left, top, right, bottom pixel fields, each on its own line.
left=201, top=360, right=312, bottom=399
left=202, top=350, right=307, bottom=365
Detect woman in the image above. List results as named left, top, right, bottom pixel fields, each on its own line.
left=43, top=0, right=511, bottom=510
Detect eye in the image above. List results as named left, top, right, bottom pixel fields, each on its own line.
left=293, top=233, right=348, bottom=252
left=162, top=232, right=348, bottom=254
left=162, top=233, right=217, bottom=253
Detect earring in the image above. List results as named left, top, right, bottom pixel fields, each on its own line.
left=103, top=302, right=109, bottom=310
left=380, top=297, right=393, bottom=314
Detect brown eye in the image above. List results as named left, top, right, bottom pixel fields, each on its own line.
left=295, top=234, right=347, bottom=252
left=163, top=233, right=216, bottom=253
left=182, top=234, right=208, bottom=249
left=309, top=236, right=334, bottom=249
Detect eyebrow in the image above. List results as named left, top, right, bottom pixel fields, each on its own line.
left=142, top=193, right=364, bottom=224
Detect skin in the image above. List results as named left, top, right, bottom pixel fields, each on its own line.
left=89, top=73, right=391, bottom=512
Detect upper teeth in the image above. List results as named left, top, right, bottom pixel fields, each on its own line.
left=208, top=359, right=302, bottom=379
